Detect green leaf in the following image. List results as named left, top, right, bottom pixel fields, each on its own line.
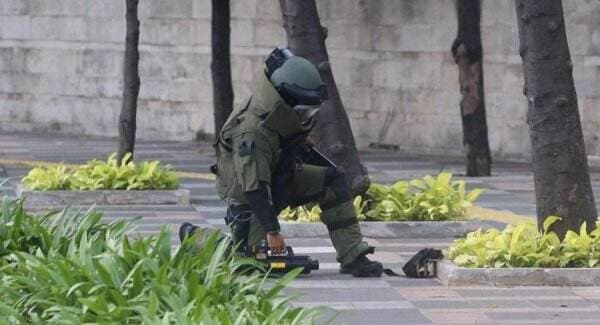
left=543, top=216, right=561, bottom=234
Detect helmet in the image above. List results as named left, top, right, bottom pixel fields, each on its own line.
left=265, top=47, right=328, bottom=107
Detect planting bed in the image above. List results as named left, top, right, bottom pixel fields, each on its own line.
left=17, top=185, right=190, bottom=208
left=437, top=260, right=600, bottom=286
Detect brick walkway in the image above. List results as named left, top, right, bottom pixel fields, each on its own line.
left=2, top=131, right=600, bottom=324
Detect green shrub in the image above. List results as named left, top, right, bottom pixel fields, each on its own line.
left=279, top=205, right=322, bottom=223
left=0, top=198, right=319, bottom=324
left=279, top=196, right=368, bottom=223
left=279, top=172, right=483, bottom=222
left=365, top=172, right=483, bottom=221
left=22, top=153, right=179, bottom=191
left=446, top=216, right=600, bottom=268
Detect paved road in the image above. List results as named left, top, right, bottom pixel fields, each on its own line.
left=2, top=132, right=600, bottom=324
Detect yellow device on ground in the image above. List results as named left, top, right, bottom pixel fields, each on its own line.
left=248, top=241, right=319, bottom=275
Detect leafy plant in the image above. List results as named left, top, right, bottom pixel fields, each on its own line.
left=365, top=172, right=483, bottom=221
left=22, top=153, right=179, bottom=191
left=278, top=173, right=484, bottom=222
left=364, top=181, right=411, bottom=221
left=280, top=197, right=369, bottom=223
left=0, top=198, right=320, bottom=323
left=446, top=216, right=600, bottom=268
left=279, top=205, right=322, bottom=223
left=21, top=164, right=72, bottom=191
left=354, top=196, right=368, bottom=221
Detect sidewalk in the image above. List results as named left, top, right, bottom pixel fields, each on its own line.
left=2, top=131, right=600, bottom=324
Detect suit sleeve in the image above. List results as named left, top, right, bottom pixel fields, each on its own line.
left=233, top=133, right=280, bottom=232
left=233, top=133, right=273, bottom=192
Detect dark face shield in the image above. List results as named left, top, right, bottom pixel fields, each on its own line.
left=277, top=83, right=328, bottom=106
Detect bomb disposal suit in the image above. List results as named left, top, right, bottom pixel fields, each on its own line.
left=213, top=48, right=382, bottom=277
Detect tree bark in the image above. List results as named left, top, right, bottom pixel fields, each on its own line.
left=211, top=0, right=234, bottom=138
left=278, top=0, right=370, bottom=196
left=452, top=0, right=492, bottom=177
left=515, top=0, right=596, bottom=237
left=117, top=0, right=140, bottom=164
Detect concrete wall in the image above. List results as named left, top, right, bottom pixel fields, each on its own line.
left=1, top=0, right=600, bottom=161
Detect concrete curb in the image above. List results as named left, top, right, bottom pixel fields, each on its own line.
left=280, top=219, right=505, bottom=239
left=17, top=185, right=191, bottom=207
left=437, top=260, right=600, bottom=286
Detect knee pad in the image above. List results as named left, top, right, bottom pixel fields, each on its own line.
left=321, top=167, right=352, bottom=209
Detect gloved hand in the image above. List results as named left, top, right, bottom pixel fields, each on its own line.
left=267, top=232, right=287, bottom=254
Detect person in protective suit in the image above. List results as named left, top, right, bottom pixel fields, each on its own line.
left=181, top=47, right=383, bottom=277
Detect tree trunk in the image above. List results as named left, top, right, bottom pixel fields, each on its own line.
left=117, top=0, right=140, bottom=164
left=278, top=0, right=370, bottom=196
left=515, top=0, right=596, bottom=237
left=452, top=0, right=491, bottom=177
left=211, top=0, right=234, bottom=138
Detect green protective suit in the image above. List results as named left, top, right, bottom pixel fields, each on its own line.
left=215, top=73, right=371, bottom=266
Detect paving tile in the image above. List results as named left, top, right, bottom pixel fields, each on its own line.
left=421, top=309, right=492, bottom=324
left=319, top=308, right=432, bottom=325
left=385, top=277, right=443, bottom=287
left=287, top=278, right=391, bottom=289
left=455, top=287, right=577, bottom=298
left=527, top=297, right=597, bottom=308
left=292, top=300, right=414, bottom=310
left=192, top=199, right=225, bottom=207
left=180, top=182, right=217, bottom=189
left=194, top=209, right=226, bottom=219
left=397, top=287, right=461, bottom=300
left=413, top=298, right=536, bottom=309
left=188, top=189, right=218, bottom=196
left=194, top=206, right=227, bottom=213
left=572, top=287, right=600, bottom=299
left=286, top=238, right=334, bottom=247
left=93, top=205, right=196, bottom=212
left=485, top=309, right=600, bottom=322
left=289, top=285, right=406, bottom=304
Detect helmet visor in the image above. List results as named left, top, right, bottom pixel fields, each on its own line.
left=279, top=83, right=328, bottom=106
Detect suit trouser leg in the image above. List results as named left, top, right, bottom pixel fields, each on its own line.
left=290, top=164, right=371, bottom=266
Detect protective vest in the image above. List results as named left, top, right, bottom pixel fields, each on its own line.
left=215, top=73, right=311, bottom=204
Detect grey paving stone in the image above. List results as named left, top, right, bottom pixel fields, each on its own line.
left=288, top=287, right=405, bottom=302
left=385, top=278, right=443, bottom=287
left=376, top=245, right=449, bottom=253
left=485, top=310, right=600, bottom=322
left=190, top=206, right=226, bottom=213
left=192, top=194, right=220, bottom=201
left=286, top=238, right=335, bottom=247
left=191, top=199, right=225, bottom=207
left=412, top=298, right=535, bottom=309
left=527, top=298, right=597, bottom=308
left=287, top=278, right=391, bottom=289
left=180, top=182, right=217, bottom=189
left=92, top=205, right=195, bottom=211
left=320, top=308, right=432, bottom=325
left=205, top=218, right=226, bottom=225
left=455, top=287, right=576, bottom=298
left=188, top=188, right=218, bottom=196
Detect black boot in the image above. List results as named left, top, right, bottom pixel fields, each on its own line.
left=340, top=255, right=383, bottom=277
left=178, top=222, right=198, bottom=243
